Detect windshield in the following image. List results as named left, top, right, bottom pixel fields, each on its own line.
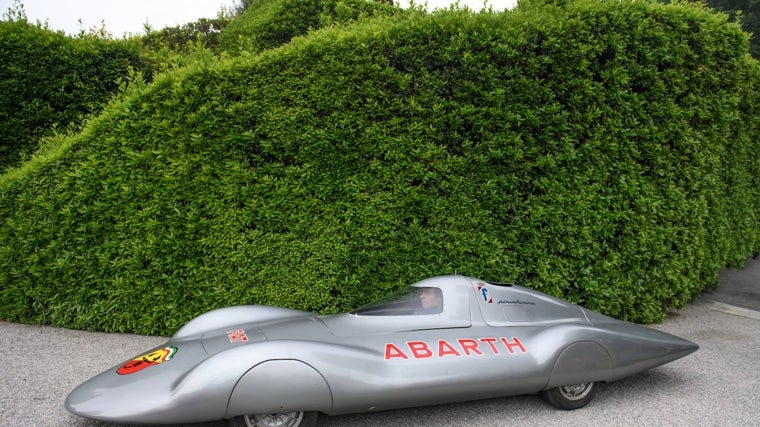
left=350, top=286, right=443, bottom=316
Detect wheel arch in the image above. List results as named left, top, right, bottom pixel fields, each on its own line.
left=545, top=341, right=614, bottom=389
left=225, top=359, right=333, bottom=418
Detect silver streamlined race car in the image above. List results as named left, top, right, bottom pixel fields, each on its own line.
left=66, top=276, right=699, bottom=427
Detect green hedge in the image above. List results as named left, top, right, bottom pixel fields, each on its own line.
left=0, top=20, right=150, bottom=169
left=1, top=1, right=758, bottom=335
left=219, top=0, right=402, bottom=54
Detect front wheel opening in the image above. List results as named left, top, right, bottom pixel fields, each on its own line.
left=229, top=411, right=318, bottom=427
left=541, top=382, right=597, bottom=410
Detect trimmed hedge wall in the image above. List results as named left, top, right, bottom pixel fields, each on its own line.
left=219, top=0, right=402, bottom=54
left=0, top=20, right=150, bottom=169
left=1, top=1, right=758, bottom=335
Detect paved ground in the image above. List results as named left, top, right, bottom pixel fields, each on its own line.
left=702, top=255, right=760, bottom=312
left=1, top=257, right=758, bottom=427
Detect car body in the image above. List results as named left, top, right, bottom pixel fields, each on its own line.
left=65, top=276, right=699, bottom=426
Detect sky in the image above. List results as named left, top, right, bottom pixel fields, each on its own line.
left=2, top=0, right=517, bottom=37
left=4, top=0, right=239, bottom=36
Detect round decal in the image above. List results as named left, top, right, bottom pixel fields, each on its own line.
left=116, top=346, right=177, bottom=375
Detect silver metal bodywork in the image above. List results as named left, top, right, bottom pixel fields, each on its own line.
left=65, top=276, right=699, bottom=424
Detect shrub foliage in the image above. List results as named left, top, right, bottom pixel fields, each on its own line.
left=0, top=19, right=149, bottom=169
left=219, top=0, right=402, bottom=54
left=1, top=1, right=758, bottom=335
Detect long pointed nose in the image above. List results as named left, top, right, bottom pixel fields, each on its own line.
left=608, top=325, right=699, bottom=379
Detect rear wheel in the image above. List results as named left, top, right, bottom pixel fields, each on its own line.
left=229, top=411, right=318, bottom=427
left=541, top=382, right=597, bottom=410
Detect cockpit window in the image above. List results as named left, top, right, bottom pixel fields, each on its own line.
left=350, top=286, right=443, bottom=316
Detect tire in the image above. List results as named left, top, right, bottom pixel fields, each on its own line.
left=541, top=382, right=597, bottom=410
left=229, top=411, right=318, bottom=427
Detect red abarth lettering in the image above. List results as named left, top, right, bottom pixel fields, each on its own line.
left=384, top=343, right=410, bottom=360
left=479, top=337, right=500, bottom=354
left=384, top=337, right=527, bottom=360
left=457, top=339, right=483, bottom=356
left=501, top=337, right=527, bottom=354
left=408, top=341, right=434, bottom=358
left=438, top=340, right=462, bottom=357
